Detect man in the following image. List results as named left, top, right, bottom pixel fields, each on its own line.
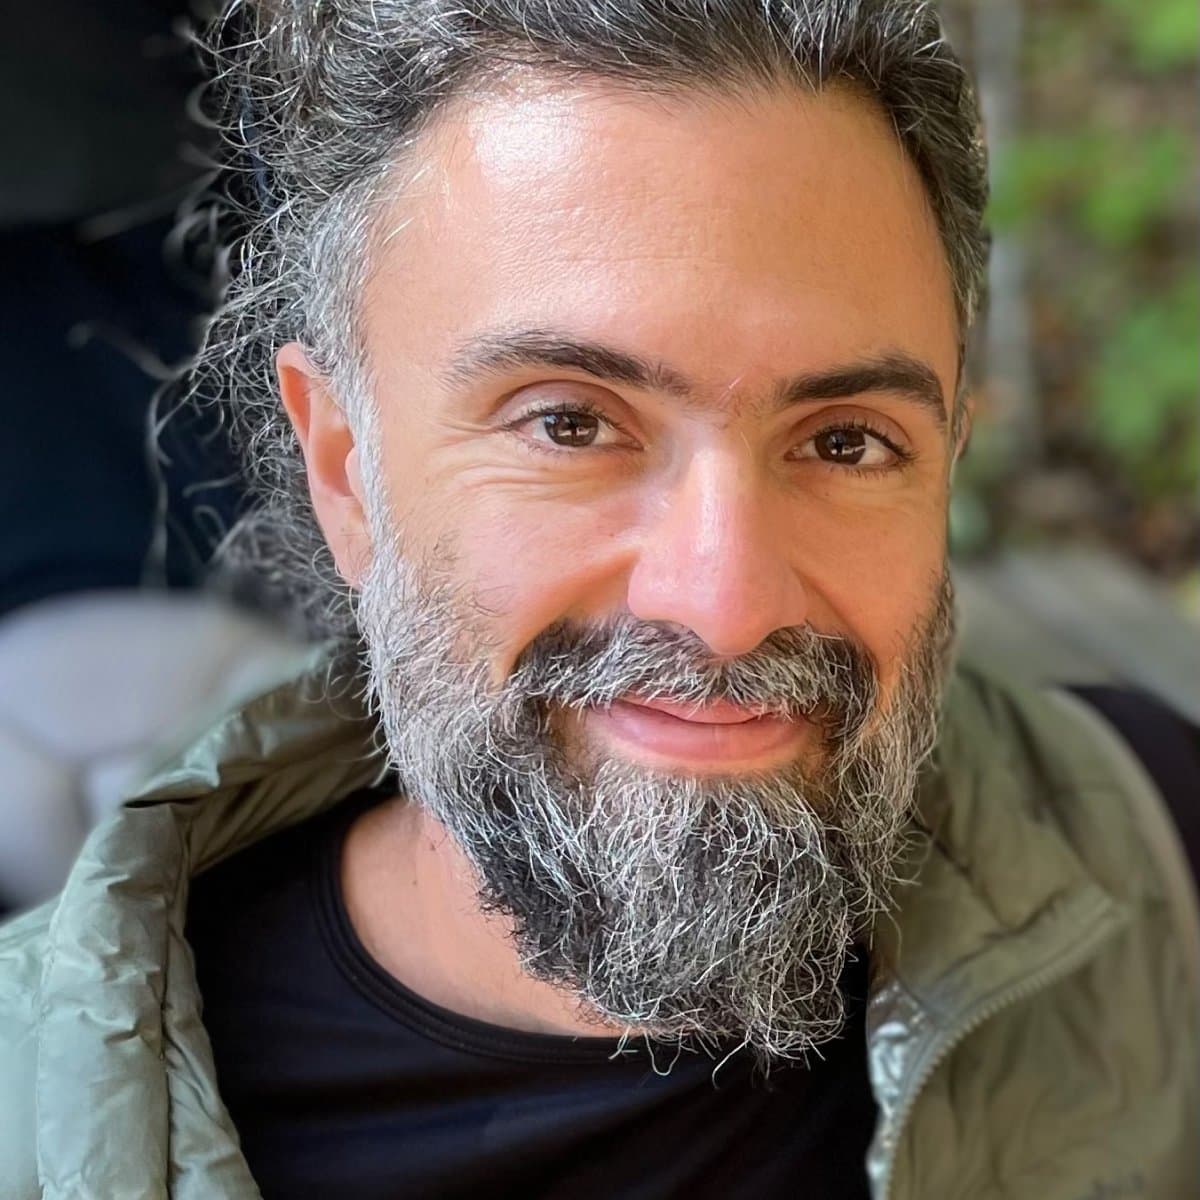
left=1, top=2, right=1196, bottom=1197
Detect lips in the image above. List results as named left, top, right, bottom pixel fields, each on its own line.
left=624, top=696, right=774, bottom=724
left=583, top=693, right=807, bottom=770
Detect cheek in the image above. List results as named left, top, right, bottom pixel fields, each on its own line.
left=412, top=482, right=642, bottom=684
left=794, top=493, right=948, bottom=689
left=372, top=402, right=642, bottom=683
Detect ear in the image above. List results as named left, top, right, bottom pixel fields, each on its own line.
left=277, top=342, right=372, bottom=588
left=951, top=388, right=975, bottom=469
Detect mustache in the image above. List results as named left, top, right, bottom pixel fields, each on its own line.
left=506, top=616, right=880, bottom=740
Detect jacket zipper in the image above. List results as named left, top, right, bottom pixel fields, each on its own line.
left=876, top=904, right=1123, bottom=1200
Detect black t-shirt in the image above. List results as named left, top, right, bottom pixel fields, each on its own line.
left=187, top=792, right=877, bottom=1199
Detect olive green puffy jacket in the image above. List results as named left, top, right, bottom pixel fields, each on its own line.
left=0, top=659, right=1197, bottom=1199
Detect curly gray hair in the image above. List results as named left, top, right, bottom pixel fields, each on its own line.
left=192, top=0, right=988, bottom=640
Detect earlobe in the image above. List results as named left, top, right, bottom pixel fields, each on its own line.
left=276, top=342, right=372, bottom=588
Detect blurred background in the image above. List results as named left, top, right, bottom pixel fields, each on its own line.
left=940, top=0, right=1199, bottom=725
left=0, top=0, right=304, bottom=911
left=0, top=0, right=1196, bottom=910
left=946, top=0, right=1197, bottom=578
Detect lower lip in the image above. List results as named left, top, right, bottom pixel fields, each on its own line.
left=584, top=699, right=807, bottom=771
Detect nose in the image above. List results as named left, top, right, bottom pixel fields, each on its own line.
left=625, top=449, right=809, bottom=658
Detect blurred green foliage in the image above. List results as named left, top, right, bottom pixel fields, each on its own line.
left=957, top=0, right=1197, bottom=563
left=1091, top=277, right=1199, bottom=498
left=990, top=129, right=1189, bottom=251
left=1099, top=0, right=1199, bottom=71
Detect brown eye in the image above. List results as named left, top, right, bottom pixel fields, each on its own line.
left=540, top=410, right=601, bottom=447
left=814, top=427, right=868, bottom=464
left=791, top=424, right=902, bottom=470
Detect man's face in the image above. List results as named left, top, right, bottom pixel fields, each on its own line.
left=357, top=79, right=959, bottom=751
left=293, top=78, right=962, bottom=1058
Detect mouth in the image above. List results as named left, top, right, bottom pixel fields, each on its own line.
left=582, top=693, right=810, bottom=773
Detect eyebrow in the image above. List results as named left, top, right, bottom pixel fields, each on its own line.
left=443, top=328, right=693, bottom=398
left=443, top=327, right=947, bottom=429
left=772, top=352, right=947, bottom=430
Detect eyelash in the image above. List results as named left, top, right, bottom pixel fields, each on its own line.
left=803, top=417, right=916, bottom=476
left=502, top=400, right=632, bottom=455
left=504, top=404, right=915, bottom=474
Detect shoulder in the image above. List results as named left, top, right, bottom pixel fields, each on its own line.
left=941, top=660, right=1139, bottom=789
left=937, top=662, right=1172, bottom=879
left=0, top=903, right=56, bottom=1198
left=892, top=666, right=1200, bottom=1195
left=941, top=661, right=1200, bottom=999
left=924, top=660, right=1200, bottom=1007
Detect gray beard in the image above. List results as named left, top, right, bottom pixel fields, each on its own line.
left=356, top=544, right=955, bottom=1065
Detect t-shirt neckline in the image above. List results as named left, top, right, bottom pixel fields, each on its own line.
left=313, top=790, right=738, bottom=1067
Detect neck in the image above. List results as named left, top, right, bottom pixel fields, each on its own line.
left=340, top=795, right=631, bottom=1039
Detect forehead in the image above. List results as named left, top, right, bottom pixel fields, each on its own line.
left=364, top=78, right=958, bottom=402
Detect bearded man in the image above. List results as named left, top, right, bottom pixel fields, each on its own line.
left=1, top=2, right=1196, bottom=1198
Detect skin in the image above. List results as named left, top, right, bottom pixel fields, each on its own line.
left=278, top=77, right=964, bottom=1037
